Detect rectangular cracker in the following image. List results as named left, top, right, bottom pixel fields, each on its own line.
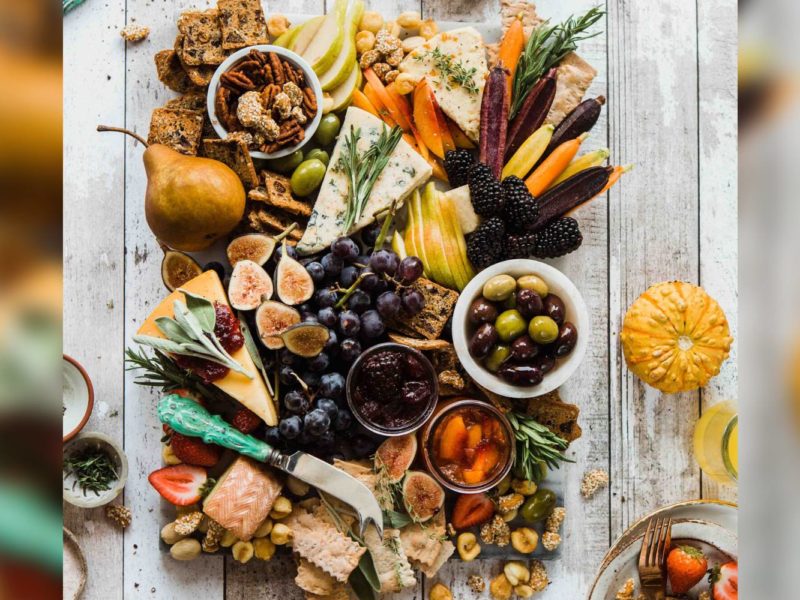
left=526, top=390, right=582, bottom=443
left=295, top=559, right=337, bottom=596
left=399, top=511, right=446, bottom=567
left=217, top=0, right=269, bottom=50
left=387, top=278, right=459, bottom=340
left=545, top=52, right=597, bottom=126
left=364, top=527, right=417, bottom=593
left=177, top=9, right=226, bottom=66
left=412, top=540, right=454, bottom=578
left=240, top=203, right=304, bottom=240
left=164, top=90, right=207, bottom=112
left=147, top=107, right=204, bottom=155
left=202, top=138, right=259, bottom=188
left=246, top=171, right=312, bottom=217
left=154, top=50, right=195, bottom=93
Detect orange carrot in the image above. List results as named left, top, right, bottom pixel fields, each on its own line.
left=363, top=82, right=397, bottom=127
left=364, top=69, right=412, bottom=131
left=525, top=132, right=589, bottom=196
left=351, top=89, right=379, bottom=118
left=598, top=164, right=633, bottom=195
left=429, top=156, right=449, bottom=182
left=497, top=18, right=525, bottom=99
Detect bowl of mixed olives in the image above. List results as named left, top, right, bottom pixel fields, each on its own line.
left=452, top=260, right=589, bottom=398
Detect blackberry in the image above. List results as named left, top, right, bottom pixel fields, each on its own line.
left=504, top=232, right=538, bottom=259
left=468, top=163, right=504, bottom=218
left=444, top=149, right=474, bottom=188
left=466, top=217, right=505, bottom=270
left=501, top=176, right=539, bottom=231
left=532, top=217, right=583, bottom=259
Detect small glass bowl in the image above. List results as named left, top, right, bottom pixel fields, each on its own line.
left=419, top=398, right=515, bottom=494
left=346, top=342, right=439, bottom=437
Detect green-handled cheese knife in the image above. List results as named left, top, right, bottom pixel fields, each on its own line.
left=158, top=394, right=383, bottom=536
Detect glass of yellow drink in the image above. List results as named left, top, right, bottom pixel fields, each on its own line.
left=693, top=400, right=738, bottom=486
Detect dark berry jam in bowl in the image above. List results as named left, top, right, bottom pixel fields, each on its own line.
left=346, top=343, right=439, bottom=437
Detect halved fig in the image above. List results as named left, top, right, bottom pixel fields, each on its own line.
left=228, top=260, right=273, bottom=310
left=255, top=300, right=300, bottom=349
left=227, top=233, right=276, bottom=267
left=275, top=241, right=314, bottom=305
left=375, top=435, right=418, bottom=483
left=402, top=470, right=445, bottom=522
left=280, top=323, right=330, bottom=358
left=161, top=247, right=202, bottom=292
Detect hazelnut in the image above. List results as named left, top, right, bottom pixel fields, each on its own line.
left=429, top=582, right=453, bottom=600
left=359, top=11, right=383, bottom=34
left=232, top=540, right=254, bottom=564
left=355, top=30, right=376, bottom=55
left=269, top=496, right=292, bottom=520
left=160, top=522, right=186, bottom=545
left=253, top=537, right=276, bottom=560
left=253, top=518, right=273, bottom=538
left=270, top=523, right=292, bottom=545
left=393, top=73, right=417, bottom=95
left=397, top=11, right=422, bottom=30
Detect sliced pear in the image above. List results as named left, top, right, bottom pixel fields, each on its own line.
left=420, top=183, right=454, bottom=288
left=290, top=16, right=324, bottom=55
left=327, top=65, right=361, bottom=113
left=273, top=24, right=300, bottom=48
left=408, top=189, right=431, bottom=278
left=319, top=0, right=363, bottom=91
left=438, top=192, right=475, bottom=290
left=302, top=0, right=347, bottom=76
left=430, top=189, right=464, bottom=290
left=391, top=230, right=408, bottom=260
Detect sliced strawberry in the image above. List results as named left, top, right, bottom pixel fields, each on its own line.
left=667, top=545, right=708, bottom=594
left=710, top=561, right=738, bottom=600
left=451, top=493, right=495, bottom=530
left=170, top=432, right=222, bottom=467
left=148, top=464, right=211, bottom=506
left=231, top=407, right=261, bottom=434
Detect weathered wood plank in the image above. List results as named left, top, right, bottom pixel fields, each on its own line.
left=63, top=1, right=127, bottom=599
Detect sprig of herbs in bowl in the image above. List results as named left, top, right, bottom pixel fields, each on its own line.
left=64, top=448, right=119, bottom=497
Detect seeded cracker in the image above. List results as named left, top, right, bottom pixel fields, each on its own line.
left=164, top=90, right=206, bottom=112
left=201, top=138, right=259, bottom=189
left=217, top=0, right=269, bottom=50
left=154, top=50, right=195, bottom=94
left=147, top=108, right=204, bottom=155
left=240, top=203, right=304, bottom=240
left=295, top=558, right=337, bottom=596
left=526, top=390, right=582, bottom=443
left=387, top=278, right=458, bottom=340
left=364, top=526, right=417, bottom=593
left=177, top=10, right=226, bottom=66
left=399, top=510, right=446, bottom=567
left=411, top=539, right=454, bottom=578
left=246, top=171, right=313, bottom=217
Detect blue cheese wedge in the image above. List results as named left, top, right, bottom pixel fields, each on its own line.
left=297, top=107, right=432, bottom=255
left=399, top=27, right=488, bottom=142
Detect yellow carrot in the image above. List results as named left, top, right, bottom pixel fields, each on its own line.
left=525, top=132, right=589, bottom=196
left=501, top=124, right=554, bottom=180
left=547, top=148, right=610, bottom=189
left=497, top=18, right=525, bottom=99
left=598, top=164, right=633, bottom=195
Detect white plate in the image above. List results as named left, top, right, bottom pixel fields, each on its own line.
left=63, top=355, right=93, bottom=441
left=588, top=520, right=738, bottom=600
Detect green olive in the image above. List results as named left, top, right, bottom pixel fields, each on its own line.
left=520, top=488, right=557, bottom=522
left=528, top=315, right=559, bottom=344
left=495, top=309, right=527, bottom=343
left=517, top=275, right=549, bottom=298
left=315, top=114, right=341, bottom=146
left=531, top=461, right=548, bottom=484
left=482, top=274, right=517, bottom=302
left=495, top=474, right=512, bottom=495
left=265, top=149, right=304, bottom=174
left=290, top=159, right=327, bottom=197
left=484, top=344, right=511, bottom=372
left=304, top=148, right=330, bottom=165
left=503, top=292, right=517, bottom=309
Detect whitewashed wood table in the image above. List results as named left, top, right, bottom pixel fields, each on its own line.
left=63, top=0, right=738, bottom=597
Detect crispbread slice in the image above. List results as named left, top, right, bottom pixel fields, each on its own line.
left=164, top=90, right=206, bottom=111
left=387, top=332, right=452, bottom=352
left=386, top=278, right=458, bottom=340
left=364, top=527, right=417, bottom=593
left=545, top=52, right=597, bottom=126
left=411, top=539, right=455, bottom=578
left=177, top=9, right=226, bottom=66
left=173, top=34, right=217, bottom=86
left=240, top=203, right=304, bottom=240
left=154, top=50, right=195, bottom=93
left=526, top=389, right=582, bottom=443
left=147, top=107, right=204, bottom=155
left=246, top=171, right=312, bottom=217
left=399, top=511, right=446, bottom=567
left=201, top=138, right=259, bottom=188
left=217, top=0, right=269, bottom=50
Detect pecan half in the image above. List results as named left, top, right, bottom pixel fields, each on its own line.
left=268, top=53, right=285, bottom=86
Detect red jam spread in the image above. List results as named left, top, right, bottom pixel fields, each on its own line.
left=174, top=302, right=244, bottom=383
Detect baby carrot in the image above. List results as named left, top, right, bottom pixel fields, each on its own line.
left=497, top=18, right=525, bottom=98
left=525, top=132, right=589, bottom=196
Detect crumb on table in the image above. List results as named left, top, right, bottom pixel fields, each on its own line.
left=120, top=24, right=150, bottom=42
left=581, top=469, right=609, bottom=499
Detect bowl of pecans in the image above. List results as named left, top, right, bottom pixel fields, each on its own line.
left=207, top=45, right=324, bottom=159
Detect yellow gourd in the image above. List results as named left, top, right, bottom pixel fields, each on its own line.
left=620, top=282, right=733, bottom=393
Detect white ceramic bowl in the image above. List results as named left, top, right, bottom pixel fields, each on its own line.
left=452, top=259, right=590, bottom=399
left=63, top=355, right=94, bottom=442
left=63, top=431, right=128, bottom=508
left=207, top=45, right=323, bottom=159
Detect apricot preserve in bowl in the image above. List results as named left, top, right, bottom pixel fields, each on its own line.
left=346, top=343, right=438, bottom=436
left=421, top=399, right=514, bottom=493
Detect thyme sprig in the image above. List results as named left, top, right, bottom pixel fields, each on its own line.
left=64, top=448, right=118, bottom=496
left=506, top=411, right=574, bottom=481
left=415, top=47, right=479, bottom=94
left=339, top=124, right=404, bottom=234
left=510, top=7, right=605, bottom=118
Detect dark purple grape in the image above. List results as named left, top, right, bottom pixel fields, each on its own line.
left=401, top=381, right=431, bottom=406
left=348, top=290, right=371, bottom=314
left=319, top=372, right=345, bottom=399
left=304, top=409, right=330, bottom=436
left=360, top=309, right=385, bottom=339
left=339, top=310, right=361, bottom=336
left=298, top=429, right=313, bottom=445
left=279, top=348, right=299, bottom=366
left=314, top=288, right=339, bottom=308
left=340, top=338, right=362, bottom=362
left=264, top=426, right=282, bottom=446
left=369, top=249, right=399, bottom=275
left=360, top=271, right=380, bottom=291
left=300, top=370, right=321, bottom=389
left=339, top=265, right=359, bottom=287
left=351, top=435, right=376, bottom=458
left=307, top=352, right=330, bottom=373
left=361, top=223, right=381, bottom=247
left=397, top=256, right=424, bottom=284
left=305, top=261, right=325, bottom=283
left=284, top=390, right=310, bottom=414
left=279, top=415, right=303, bottom=439
left=279, top=365, right=296, bottom=385
left=321, top=253, right=344, bottom=277
left=302, top=312, right=319, bottom=323
left=275, top=244, right=298, bottom=261
left=323, top=330, right=339, bottom=355
left=401, top=289, right=425, bottom=314
left=315, top=398, right=339, bottom=419
left=372, top=278, right=389, bottom=295
left=316, top=430, right=336, bottom=450
left=203, top=261, right=226, bottom=280
left=317, top=307, right=338, bottom=327
left=331, top=237, right=360, bottom=261
left=376, top=291, right=401, bottom=319
left=333, top=408, right=353, bottom=432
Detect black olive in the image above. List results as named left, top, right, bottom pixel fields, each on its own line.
left=532, top=354, right=556, bottom=375
left=553, top=322, right=578, bottom=356
left=468, top=323, right=498, bottom=359
left=468, top=297, right=499, bottom=325
left=516, top=289, right=544, bottom=319
left=497, top=363, right=543, bottom=386
left=510, top=335, right=539, bottom=362
left=543, top=293, right=566, bottom=325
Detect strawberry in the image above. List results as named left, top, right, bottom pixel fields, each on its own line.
left=170, top=432, right=222, bottom=467
left=148, top=464, right=213, bottom=506
left=710, top=561, right=738, bottom=600
left=231, top=407, right=261, bottom=434
left=667, top=545, right=708, bottom=594
left=451, top=493, right=495, bottom=530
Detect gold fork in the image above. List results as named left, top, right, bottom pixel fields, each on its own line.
left=637, top=517, right=673, bottom=600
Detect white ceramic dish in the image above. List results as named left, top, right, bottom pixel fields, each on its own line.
left=63, top=355, right=94, bottom=442
left=207, top=45, right=323, bottom=159
left=452, top=259, right=590, bottom=398
left=588, top=519, right=738, bottom=600
left=63, top=431, right=128, bottom=508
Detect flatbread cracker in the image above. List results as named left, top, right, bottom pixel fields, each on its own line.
left=387, top=332, right=452, bottom=352
left=412, top=540, right=455, bottom=578
left=247, top=171, right=313, bottom=217
left=202, top=138, right=259, bottom=188
left=295, top=559, right=337, bottom=596
left=218, top=0, right=269, bottom=50
left=147, top=107, right=204, bottom=155
left=240, top=203, right=304, bottom=240
left=399, top=511, right=447, bottom=567
left=177, top=9, right=226, bottom=66
left=545, top=52, right=597, bottom=126
left=165, top=90, right=206, bottom=111
left=154, top=50, right=195, bottom=93
left=387, top=278, right=458, bottom=340
left=332, top=459, right=392, bottom=512
left=526, top=389, right=582, bottom=443
left=364, top=527, right=417, bottom=593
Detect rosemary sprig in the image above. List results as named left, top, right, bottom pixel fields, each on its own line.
left=124, top=347, right=227, bottom=401
left=506, top=411, right=574, bottom=481
left=63, top=448, right=118, bottom=496
left=414, top=47, right=479, bottom=95
left=339, top=124, right=404, bottom=234
left=510, top=7, right=605, bottom=118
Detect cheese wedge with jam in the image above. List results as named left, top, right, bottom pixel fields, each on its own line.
left=296, top=107, right=432, bottom=255
left=136, top=270, right=277, bottom=425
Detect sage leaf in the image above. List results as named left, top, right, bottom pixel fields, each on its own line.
left=132, top=335, right=187, bottom=354
left=154, top=317, right=193, bottom=344
left=179, top=289, right=216, bottom=333
left=382, top=510, right=412, bottom=529
left=348, top=568, right=377, bottom=600
left=356, top=550, right=381, bottom=592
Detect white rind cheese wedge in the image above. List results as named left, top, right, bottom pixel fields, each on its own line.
left=399, top=27, right=488, bottom=143
left=442, top=185, right=480, bottom=234
left=297, top=107, right=432, bottom=255
left=136, top=270, right=277, bottom=425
